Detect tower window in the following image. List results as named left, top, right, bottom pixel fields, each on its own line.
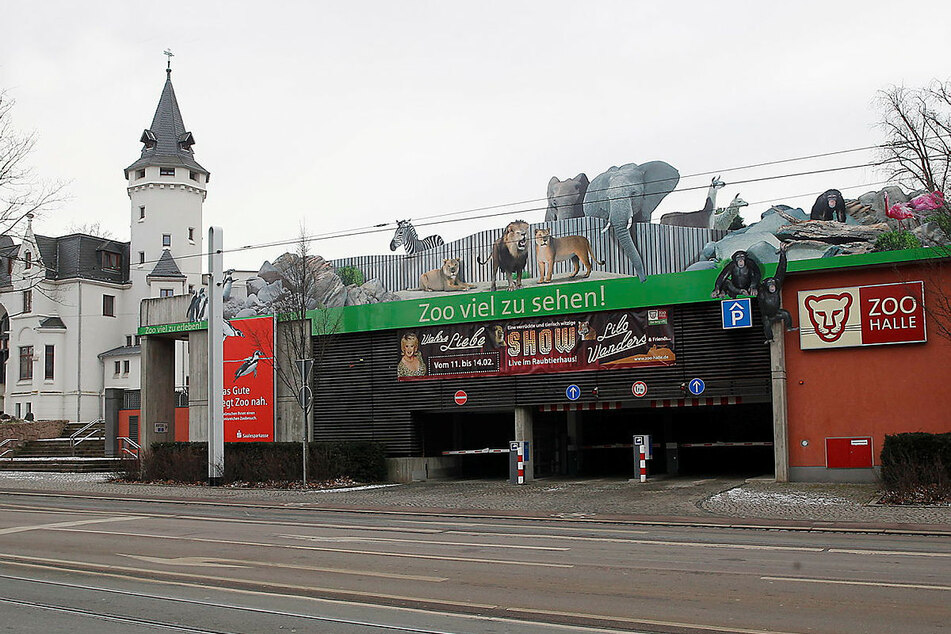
left=19, top=346, right=33, bottom=381
left=22, top=290, right=32, bottom=313
left=44, top=345, right=54, bottom=381
left=103, top=294, right=115, bottom=317
left=160, top=288, right=174, bottom=298
left=188, top=227, right=195, bottom=242
left=136, top=169, right=145, bottom=180
left=139, top=251, right=145, bottom=264
left=162, top=234, right=171, bottom=247
left=189, top=171, right=199, bottom=182
left=25, top=251, right=32, bottom=269
left=160, top=167, right=175, bottom=177
left=139, top=206, right=146, bottom=220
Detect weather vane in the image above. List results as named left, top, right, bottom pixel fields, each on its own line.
left=163, top=48, right=174, bottom=73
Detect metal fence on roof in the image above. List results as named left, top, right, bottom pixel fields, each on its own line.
left=330, top=218, right=725, bottom=292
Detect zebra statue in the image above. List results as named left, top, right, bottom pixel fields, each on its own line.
left=389, top=219, right=445, bottom=254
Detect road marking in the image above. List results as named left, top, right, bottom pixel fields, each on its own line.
left=505, top=606, right=805, bottom=634
left=828, top=548, right=951, bottom=558
left=52, top=527, right=573, bottom=568
left=450, top=530, right=825, bottom=552
left=0, top=571, right=635, bottom=633
left=279, top=533, right=570, bottom=551
left=761, top=575, right=951, bottom=592
left=118, top=554, right=447, bottom=582
left=0, top=515, right=143, bottom=535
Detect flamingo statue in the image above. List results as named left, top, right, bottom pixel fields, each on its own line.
left=908, top=190, right=945, bottom=213
left=884, top=192, right=920, bottom=230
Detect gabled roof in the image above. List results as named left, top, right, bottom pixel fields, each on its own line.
left=99, top=344, right=141, bottom=359
left=148, top=249, right=185, bottom=279
left=39, top=316, right=66, bottom=329
left=124, top=70, right=208, bottom=178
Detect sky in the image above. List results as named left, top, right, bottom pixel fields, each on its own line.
left=2, top=1, right=950, bottom=270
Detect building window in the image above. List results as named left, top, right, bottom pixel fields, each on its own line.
left=122, top=360, right=130, bottom=376
left=139, top=206, right=146, bottom=220
left=139, top=251, right=145, bottom=264
left=25, top=251, right=32, bottom=269
left=134, top=335, right=141, bottom=345
left=162, top=234, right=171, bottom=248
left=6, top=257, right=12, bottom=275
left=136, top=169, right=145, bottom=180
left=189, top=171, right=199, bottom=182
left=188, top=227, right=195, bottom=242
left=102, top=251, right=120, bottom=270
left=14, top=403, right=20, bottom=418
left=103, top=294, right=115, bottom=317
left=114, top=360, right=121, bottom=376
left=19, top=346, right=33, bottom=381
left=22, top=290, right=31, bottom=313
left=160, top=288, right=174, bottom=298
left=188, top=284, right=194, bottom=294
left=126, top=335, right=133, bottom=347
left=160, top=167, right=175, bottom=176
left=44, top=345, right=54, bottom=380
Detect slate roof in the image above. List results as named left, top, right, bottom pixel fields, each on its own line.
left=33, top=233, right=130, bottom=283
left=148, top=249, right=185, bottom=279
left=98, top=344, right=141, bottom=359
left=39, top=316, right=66, bottom=329
left=124, top=70, right=209, bottom=178
left=0, top=236, right=17, bottom=288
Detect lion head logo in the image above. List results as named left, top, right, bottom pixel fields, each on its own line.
left=804, top=293, right=853, bottom=342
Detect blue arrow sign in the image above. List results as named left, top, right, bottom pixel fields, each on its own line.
left=688, top=378, right=705, bottom=396
left=721, top=298, right=752, bottom=329
left=566, top=384, right=581, bottom=401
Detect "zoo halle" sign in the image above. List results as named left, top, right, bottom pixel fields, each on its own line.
left=798, top=281, right=926, bottom=350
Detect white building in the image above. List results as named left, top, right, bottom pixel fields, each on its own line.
left=0, top=65, right=207, bottom=420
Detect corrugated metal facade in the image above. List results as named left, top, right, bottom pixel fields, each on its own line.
left=330, top=218, right=725, bottom=292
left=311, top=300, right=771, bottom=456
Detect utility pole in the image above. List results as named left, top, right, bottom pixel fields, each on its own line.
left=207, top=226, right=225, bottom=485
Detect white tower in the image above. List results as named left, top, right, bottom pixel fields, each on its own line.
left=125, top=57, right=209, bottom=295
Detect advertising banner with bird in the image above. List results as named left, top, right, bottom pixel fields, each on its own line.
left=223, top=315, right=276, bottom=441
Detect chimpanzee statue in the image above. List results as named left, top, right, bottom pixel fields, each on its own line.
left=757, top=244, right=793, bottom=343
left=810, top=189, right=846, bottom=222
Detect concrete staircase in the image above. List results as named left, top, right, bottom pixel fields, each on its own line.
left=0, top=419, right=125, bottom=473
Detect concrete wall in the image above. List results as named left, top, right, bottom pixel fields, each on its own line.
left=386, top=456, right=462, bottom=483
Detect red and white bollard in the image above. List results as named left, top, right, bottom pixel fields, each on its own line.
left=517, top=444, right=525, bottom=484
left=638, top=445, right=647, bottom=483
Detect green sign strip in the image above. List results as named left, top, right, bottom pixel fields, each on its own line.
left=138, top=321, right=207, bottom=336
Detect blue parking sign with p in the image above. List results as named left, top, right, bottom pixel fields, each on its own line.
left=721, top=298, right=752, bottom=329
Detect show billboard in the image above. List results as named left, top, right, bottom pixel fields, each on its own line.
left=223, top=315, right=276, bottom=441
left=798, top=281, right=926, bottom=350
left=397, top=308, right=675, bottom=381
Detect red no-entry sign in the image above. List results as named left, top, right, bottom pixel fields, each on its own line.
left=454, top=390, right=468, bottom=406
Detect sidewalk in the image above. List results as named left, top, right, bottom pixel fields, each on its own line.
left=0, top=471, right=947, bottom=535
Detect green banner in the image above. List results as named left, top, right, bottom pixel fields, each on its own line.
left=138, top=321, right=206, bottom=336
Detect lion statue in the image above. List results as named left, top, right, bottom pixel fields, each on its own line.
left=534, top=228, right=604, bottom=283
left=479, top=220, right=530, bottom=291
left=419, top=258, right=475, bottom=292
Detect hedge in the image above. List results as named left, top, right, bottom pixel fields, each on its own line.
left=880, top=432, right=950, bottom=502
left=130, top=441, right=387, bottom=484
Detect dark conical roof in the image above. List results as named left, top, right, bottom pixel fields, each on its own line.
left=148, top=249, right=186, bottom=279
left=125, top=69, right=209, bottom=178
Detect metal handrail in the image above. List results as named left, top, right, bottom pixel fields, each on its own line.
left=0, top=438, right=18, bottom=459
left=70, top=418, right=105, bottom=455
left=118, top=436, right=140, bottom=458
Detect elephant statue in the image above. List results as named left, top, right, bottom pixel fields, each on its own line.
left=545, top=173, right=589, bottom=221
left=583, top=161, right=680, bottom=282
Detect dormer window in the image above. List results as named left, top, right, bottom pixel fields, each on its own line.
left=160, top=167, right=175, bottom=177
left=101, top=251, right=120, bottom=270
left=139, top=129, right=157, bottom=149
left=178, top=131, right=195, bottom=152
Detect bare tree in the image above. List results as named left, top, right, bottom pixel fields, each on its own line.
left=0, top=91, right=67, bottom=238
left=875, top=81, right=951, bottom=340
left=66, top=221, right=114, bottom=238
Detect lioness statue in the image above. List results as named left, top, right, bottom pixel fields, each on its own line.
left=420, top=258, right=475, bottom=292
left=534, top=228, right=604, bottom=283
left=478, top=220, right=530, bottom=291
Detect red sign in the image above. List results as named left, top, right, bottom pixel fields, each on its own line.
left=859, top=283, right=926, bottom=345
left=454, top=390, right=468, bottom=406
left=799, top=281, right=926, bottom=349
left=223, top=316, right=275, bottom=442
left=632, top=381, right=648, bottom=397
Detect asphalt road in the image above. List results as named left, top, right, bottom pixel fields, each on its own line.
left=0, top=492, right=947, bottom=633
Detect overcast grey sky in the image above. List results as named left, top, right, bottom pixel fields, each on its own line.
left=2, top=1, right=949, bottom=270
